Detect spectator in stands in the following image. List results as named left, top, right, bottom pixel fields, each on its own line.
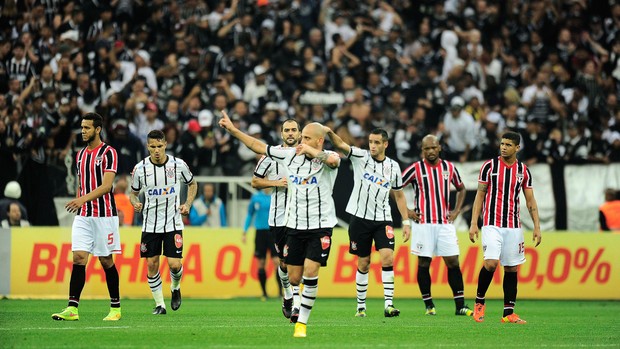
left=189, top=183, right=227, bottom=227
left=0, top=181, right=28, bottom=222
left=1, top=202, right=30, bottom=228
left=113, top=175, right=134, bottom=226
left=441, top=96, right=477, bottom=163
left=600, top=188, right=620, bottom=231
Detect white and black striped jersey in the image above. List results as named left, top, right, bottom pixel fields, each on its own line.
left=5, top=57, right=35, bottom=89
left=266, top=146, right=339, bottom=230
left=345, top=147, right=403, bottom=222
left=254, top=147, right=290, bottom=227
left=131, top=155, right=194, bottom=233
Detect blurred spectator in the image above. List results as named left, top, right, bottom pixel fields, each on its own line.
left=189, top=183, right=227, bottom=227
left=1, top=202, right=30, bottom=228
left=599, top=188, right=620, bottom=231
left=441, top=96, right=477, bottom=162
left=113, top=175, right=134, bottom=226
left=0, top=181, right=28, bottom=222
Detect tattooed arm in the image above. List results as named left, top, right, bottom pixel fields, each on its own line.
left=523, top=188, right=542, bottom=247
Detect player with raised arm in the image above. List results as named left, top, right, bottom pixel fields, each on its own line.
left=469, top=131, right=542, bottom=324
left=130, top=130, right=198, bottom=315
left=401, top=135, right=473, bottom=317
left=219, top=110, right=340, bottom=338
left=251, top=119, right=302, bottom=322
left=325, top=127, right=410, bottom=318
left=52, top=112, right=122, bottom=321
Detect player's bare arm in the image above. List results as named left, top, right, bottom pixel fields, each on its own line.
left=65, top=171, right=115, bottom=213
left=180, top=180, right=198, bottom=216
left=392, top=188, right=411, bottom=243
left=468, top=183, right=487, bottom=243
left=524, top=188, right=542, bottom=247
left=251, top=176, right=287, bottom=189
left=218, top=110, right=268, bottom=155
left=323, top=126, right=351, bottom=156
left=130, top=190, right=143, bottom=212
left=449, top=184, right=466, bottom=222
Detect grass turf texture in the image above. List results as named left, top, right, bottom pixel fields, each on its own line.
left=1, top=298, right=618, bottom=348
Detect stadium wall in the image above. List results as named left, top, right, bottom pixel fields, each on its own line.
left=2, top=227, right=618, bottom=300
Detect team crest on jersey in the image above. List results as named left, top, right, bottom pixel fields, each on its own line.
left=516, top=173, right=524, bottom=183
left=166, top=168, right=175, bottom=178
left=283, top=244, right=288, bottom=257
left=311, top=158, right=322, bottom=170
left=175, top=234, right=183, bottom=248
left=320, top=236, right=331, bottom=250
left=350, top=241, right=357, bottom=251
left=95, top=156, right=103, bottom=166
left=385, top=226, right=394, bottom=239
left=443, top=172, right=449, bottom=180
left=383, top=163, right=391, bottom=178
left=140, top=243, right=147, bottom=253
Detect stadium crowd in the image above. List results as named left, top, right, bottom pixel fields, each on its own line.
left=1, top=0, right=620, bottom=225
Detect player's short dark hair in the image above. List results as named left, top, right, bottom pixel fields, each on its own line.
left=370, top=128, right=389, bottom=142
left=147, top=129, right=166, bottom=141
left=82, top=112, right=103, bottom=129
left=502, top=131, right=521, bottom=145
left=282, top=118, right=300, bottom=130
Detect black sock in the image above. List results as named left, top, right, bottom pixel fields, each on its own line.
left=417, top=266, right=434, bottom=308
left=104, top=264, right=121, bottom=308
left=258, top=268, right=267, bottom=297
left=503, top=271, right=518, bottom=317
left=448, top=267, right=465, bottom=309
left=476, top=266, right=495, bottom=305
left=68, top=264, right=86, bottom=308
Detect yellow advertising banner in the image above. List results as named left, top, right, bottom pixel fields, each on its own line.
left=9, top=227, right=619, bottom=299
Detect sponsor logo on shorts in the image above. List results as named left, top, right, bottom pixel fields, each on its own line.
left=416, top=243, right=423, bottom=251
left=389, top=241, right=395, bottom=245
left=482, top=244, right=487, bottom=252
left=320, top=236, right=331, bottom=250
left=140, top=243, right=147, bottom=253
left=283, top=244, right=288, bottom=257
left=385, top=226, right=394, bottom=239
left=175, top=234, right=183, bottom=248
left=176, top=250, right=182, bottom=254
left=350, top=241, right=357, bottom=251
left=321, top=253, right=328, bottom=257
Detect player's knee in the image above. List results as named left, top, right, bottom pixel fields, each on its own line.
left=444, top=256, right=460, bottom=269
left=417, top=256, right=432, bottom=268
left=357, top=256, right=371, bottom=272
left=98, top=256, right=114, bottom=269
left=484, top=260, right=499, bottom=272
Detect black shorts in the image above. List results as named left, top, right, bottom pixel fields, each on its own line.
left=140, top=231, right=183, bottom=258
left=254, top=228, right=277, bottom=259
left=284, top=228, right=333, bottom=267
left=270, top=226, right=288, bottom=259
left=348, top=217, right=394, bottom=257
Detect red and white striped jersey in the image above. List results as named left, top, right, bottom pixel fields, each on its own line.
left=401, top=159, right=463, bottom=224
left=75, top=142, right=118, bottom=217
left=478, top=157, right=533, bottom=228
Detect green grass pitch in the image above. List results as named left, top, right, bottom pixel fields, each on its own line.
left=0, top=298, right=618, bottom=348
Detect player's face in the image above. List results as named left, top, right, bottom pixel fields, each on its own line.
left=500, top=138, right=519, bottom=159
left=281, top=121, right=300, bottom=147
left=147, top=138, right=167, bottom=164
left=81, top=120, right=98, bottom=144
left=421, top=139, right=441, bottom=163
left=300, top=127, right=321, bottom=150
left=368, top=134, right=387, bottom=159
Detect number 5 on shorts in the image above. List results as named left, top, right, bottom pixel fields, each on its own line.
left=108, top=233, right=114, bottom=245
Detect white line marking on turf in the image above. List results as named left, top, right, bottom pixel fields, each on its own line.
left=0, top=326, right=131, bottom=331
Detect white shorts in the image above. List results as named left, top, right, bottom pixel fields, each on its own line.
left=481, top=225, right=525, bottom=266
left=72, top=216, right=121, bottom=257
left=410, top=223, right=460, bottom=257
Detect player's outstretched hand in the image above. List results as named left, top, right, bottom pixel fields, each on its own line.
left=218, top=110, right=234, bottom=132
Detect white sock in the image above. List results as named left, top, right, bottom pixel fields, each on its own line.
left=356, top=269, right=369, bottom=310
left=298, top=277, right=318, bottom=325
left=382, top=267, right=395, bottom=309
left=278, top=266, right=293, bottom=299
left=148, top=272, right=165, bottom=307
left=293, top=285, right=301, bottom=308
left=170, top=265, right=183, bottom=291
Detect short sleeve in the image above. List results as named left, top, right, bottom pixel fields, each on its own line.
left=391, top=161, right=403, bottom=190
left=254, top=155, right=272, bottom=178
left=179, top=159, right=194, bottom=184
left=130, top=164, right=142, bottom=192
left=478, top=161, right=492, bottom=184
left=267, top=145, right=296, bottom=164
left=104, top=147, right=118, bottom=173
left=451, top=164, right=464, bottom=189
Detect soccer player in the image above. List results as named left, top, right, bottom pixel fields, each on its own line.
left=52, top=112, right=122, bottom=321
left=219, top=111, right=339, bottom=338
left=325, top=127, right=411, bottom=318
left=129, top=130, right=197, bottom=315
left=251, top=119, right=302, bottom=322
left=242, top=188, right=278, bottom=300
left=401, top=135, right=473, bottom=316
left=469, top=131, right=542, bottom=324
